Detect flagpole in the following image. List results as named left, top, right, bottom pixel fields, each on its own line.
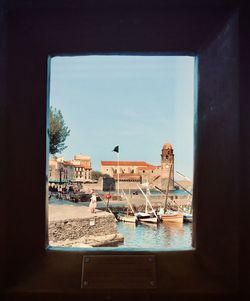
left=117, top=148, right=120, bottom=195
left=112, top=145, right=120, bottom=196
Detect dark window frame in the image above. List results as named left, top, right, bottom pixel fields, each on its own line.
left=3, top=3, right=240, bottom=298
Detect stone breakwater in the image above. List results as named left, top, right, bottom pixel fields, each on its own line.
left=49, top=204, right=124, bottom=247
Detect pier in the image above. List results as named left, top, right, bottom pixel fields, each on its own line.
left=49, top=204, right=124, bottom=247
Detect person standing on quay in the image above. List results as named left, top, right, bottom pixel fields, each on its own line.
left=89, top=191, right=97, bottom=213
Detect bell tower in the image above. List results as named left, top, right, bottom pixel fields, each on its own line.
left=161, top=143, right=174, bottom=191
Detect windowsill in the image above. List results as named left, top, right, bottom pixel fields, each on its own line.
left=47, top=245, right=195, bottom=253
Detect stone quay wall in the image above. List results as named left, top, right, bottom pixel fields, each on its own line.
left=49, top=215, right=117, bottom=242
left=48, top=205, right=123, bottom=247
left=124, top=194, right=192, bottom=207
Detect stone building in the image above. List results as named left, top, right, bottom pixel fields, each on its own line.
left=68, top=154, right=92, bottom=182
left=48, top=154, right=92, bottom=185
left=101, top=143, right=175, bottom=191
left=48, top=157, right=74, bottom=184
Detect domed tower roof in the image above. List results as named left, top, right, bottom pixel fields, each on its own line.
left=162, top=143, right=173, bottom=150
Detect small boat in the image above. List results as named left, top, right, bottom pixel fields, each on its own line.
left=140, top=217, right=158, bottom=224
left=117, top=214, right=138, bottom=223
left=135, top=212, right=158, bottom=224
left=151, top=170, right=183, bottom=223
left=136, top=183, right=160, bottom=224
left=183, top=213, right=193, bottom=223
left=161, top=211, right=184, bottom=223
left=117, top=190, right=138, bottom=224
left=135, top=212, right=150, bottom=219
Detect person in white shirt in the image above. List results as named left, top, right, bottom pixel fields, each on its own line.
left=89, top=191, right=97, bottom=213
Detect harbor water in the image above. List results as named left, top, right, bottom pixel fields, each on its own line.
left=116, top=221, right=192, bottom=249
left=49, top=197, right=193, bottom=249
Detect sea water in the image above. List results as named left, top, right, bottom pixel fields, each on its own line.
left=49, top=197, right=192, bottom=249
left=116, top=221, right=192, bottom=249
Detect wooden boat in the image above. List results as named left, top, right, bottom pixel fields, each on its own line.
left=161, top=211, right=184, bottom=223
left=151, top=163, right=184, bottom=223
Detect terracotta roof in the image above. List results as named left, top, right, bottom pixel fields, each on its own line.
left=137, top=165, right=157, bottom=170
left=113, top=173, right=141, bottom=181
left=101, top=161, right=152, bottom=167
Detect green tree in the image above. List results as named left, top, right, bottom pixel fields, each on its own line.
left=91, top=171, right=103, bottom=181
left=49, top=106, right=70, bottom=155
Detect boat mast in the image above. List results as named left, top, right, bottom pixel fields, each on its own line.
left=122, top=189, right=135, bottom=216
left=151, top=184, right=183, bottom=212
left=145, top=182, right=149, bottom=213
left=164, top=162, right=173, bottom=212
left=137, top=184, right=158, bottom=219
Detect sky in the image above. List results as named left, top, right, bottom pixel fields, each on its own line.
left=49, top=55, right=194, bottom=180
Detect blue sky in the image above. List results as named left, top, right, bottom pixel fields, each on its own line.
left=49, top=55, right=194, bottom=180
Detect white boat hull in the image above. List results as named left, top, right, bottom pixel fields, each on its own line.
left=118, top=215, right=137, bottom=223
left=139, top=217, right=158, bottom=224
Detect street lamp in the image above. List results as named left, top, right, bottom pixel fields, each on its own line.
left=59, top=167, right=64, bottom=185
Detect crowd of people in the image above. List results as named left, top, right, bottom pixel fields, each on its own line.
left=49, top=184, right=98, bottom=213
left=48, top=184, right=80, bottom=194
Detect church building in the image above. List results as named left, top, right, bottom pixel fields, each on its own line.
left=101, top=143, right=175, bottom=191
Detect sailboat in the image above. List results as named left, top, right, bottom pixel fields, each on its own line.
left=135, top=183, right=160, bottom=224
left=116, top=190, right=138, bottom=224
left=156, top=163, right=184, bottom=223
left=153, top=186, right=184, bottom=223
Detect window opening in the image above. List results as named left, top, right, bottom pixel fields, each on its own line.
left=48, top=55, right=194, bottom=249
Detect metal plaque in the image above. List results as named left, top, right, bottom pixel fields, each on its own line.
left=81, top=255, right=157, bottom=289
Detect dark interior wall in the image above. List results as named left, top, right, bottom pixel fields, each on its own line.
left=5, top=0, right=236, bottom=55
left=195, top=14, right=239, bottom=285
left=3, top=1, right=236, bottom=273
left=0, top=0, right=7, bottom=294
left=239, top=5, right=250, bottom=296
left=5, top=12, right=48, bottom=274
left=1, top=0, right=250, bottom=300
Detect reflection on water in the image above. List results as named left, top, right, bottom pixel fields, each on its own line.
left=116, top=221, right=192, bottom=249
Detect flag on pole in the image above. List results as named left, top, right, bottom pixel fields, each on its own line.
left=112, top=145, right=119, bottom=153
